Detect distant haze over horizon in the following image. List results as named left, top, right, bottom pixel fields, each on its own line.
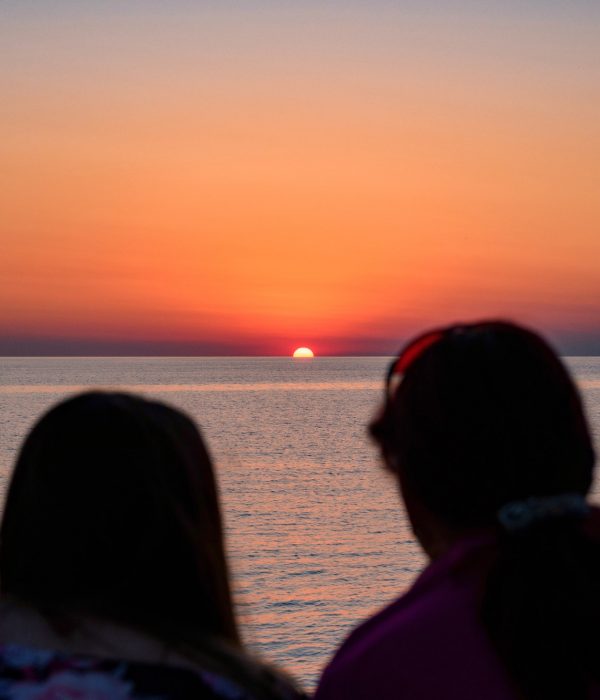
left=2, top=330, right=600, bottom=358
left=2, top=2, right=599, bottom=356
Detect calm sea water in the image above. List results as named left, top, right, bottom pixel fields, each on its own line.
left=1, top=356, right=600, bottom=689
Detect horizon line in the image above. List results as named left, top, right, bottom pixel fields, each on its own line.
left=2, top=353, right=599, bottom=359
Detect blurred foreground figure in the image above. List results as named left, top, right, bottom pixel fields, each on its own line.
left=0, top=392, right=304, bottom=700
left=316, top=321, right=599, bottom=700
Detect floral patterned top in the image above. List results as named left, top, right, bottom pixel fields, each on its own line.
left=0, top=644, right=302, bottom=700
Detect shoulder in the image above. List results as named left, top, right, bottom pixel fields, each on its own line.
left=0, top=643, right=304, bottom=700
left=315, top=536, right=505, bottom=700
left=315, top=587, right=448, bottom=700
left=0, top=604, right=305, bottom=700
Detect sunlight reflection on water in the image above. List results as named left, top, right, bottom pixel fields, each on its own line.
left=0, top=381, right=380, bottom=394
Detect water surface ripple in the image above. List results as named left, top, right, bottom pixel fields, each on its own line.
left=1, top=357, right=599, bottom=689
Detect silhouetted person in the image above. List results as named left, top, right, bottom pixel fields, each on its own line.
left=0, top=392, right=304, bottom=699
left=315, top=321, right=599, bottom=700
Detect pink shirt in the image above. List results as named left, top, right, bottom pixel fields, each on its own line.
left=315, top=534, right=521, bottom=700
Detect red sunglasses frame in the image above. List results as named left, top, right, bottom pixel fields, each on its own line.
left=386, top=330, right=445, bottom=398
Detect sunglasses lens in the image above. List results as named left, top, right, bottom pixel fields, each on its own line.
left=387, top=371, right=403, bottom=398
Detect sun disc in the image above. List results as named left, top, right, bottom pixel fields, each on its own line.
left=293, top=347, right=314, bottom=358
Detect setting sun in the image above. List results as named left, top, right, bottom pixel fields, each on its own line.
left=292, top=347, right=314, bottom=358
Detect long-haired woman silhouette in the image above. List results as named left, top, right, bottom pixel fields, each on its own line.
left=0, top=392, right=304, bottom=700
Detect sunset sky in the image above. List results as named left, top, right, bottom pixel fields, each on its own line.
left=1, top=1, right=599, bottom=355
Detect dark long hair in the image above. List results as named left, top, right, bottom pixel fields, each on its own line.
left=0, top=392, right=240, bottom=645
left=370, top=321, right=598, bottom=699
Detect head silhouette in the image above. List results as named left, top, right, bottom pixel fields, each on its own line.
left=371, top=320, right=594, bottom=534
left=0, top=391, right=239, bottom=645
left=371, top=321, right=598, bottom=700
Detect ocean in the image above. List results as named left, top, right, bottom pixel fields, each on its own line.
left=1, top=356, right=600, bottom=689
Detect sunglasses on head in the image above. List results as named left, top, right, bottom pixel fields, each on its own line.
left=385, top=323, right=496, bottom=400
left=385, top=330, right=445, bottom=399
left=371, top=328, right=447, bottom=444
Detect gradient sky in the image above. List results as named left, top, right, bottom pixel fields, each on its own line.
left=1, top=1, right=599, bottom=355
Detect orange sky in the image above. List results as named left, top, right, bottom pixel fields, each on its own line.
left=1, top=3, right=599, bottom=354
